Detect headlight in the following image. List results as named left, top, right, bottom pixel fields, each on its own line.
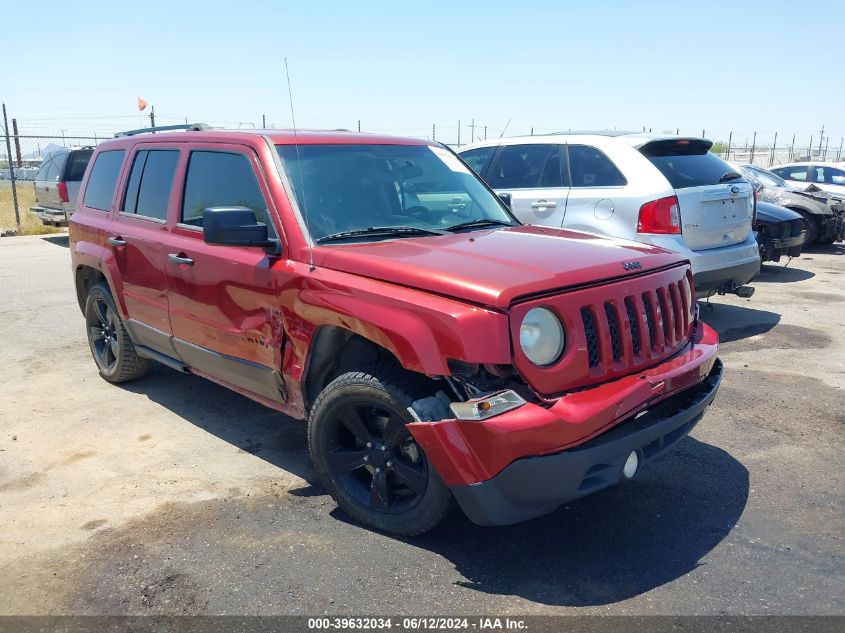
left=519, top=307, right=565, bottom=366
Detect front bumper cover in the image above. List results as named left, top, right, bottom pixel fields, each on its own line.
left=450, top=359, right=722, bottom=525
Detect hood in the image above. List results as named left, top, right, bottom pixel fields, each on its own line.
left=311, top=225, right=684, bottom=308
left=763, top=187, right=832, bottom=215
left=755, top=201, right=803, bottom=224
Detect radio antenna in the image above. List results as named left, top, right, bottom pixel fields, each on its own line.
left=499, top=117, right=511, bottom=138
left=284, top=57, right=314, bottom=272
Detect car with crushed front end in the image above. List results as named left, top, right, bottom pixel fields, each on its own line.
left=69, top=125, right=722, bottom=535
left=735, top=162, right=844, bottom=246
left=754, top=200, right=805, bottom=263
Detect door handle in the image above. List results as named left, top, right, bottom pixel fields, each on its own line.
left=107, top=236, right=127, bottom=247
left=530, top=200, right=557, bottom=209
left=168, top=253, right=194, bottom=266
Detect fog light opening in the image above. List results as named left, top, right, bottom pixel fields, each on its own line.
left=623, top=451, right=639, bottom=479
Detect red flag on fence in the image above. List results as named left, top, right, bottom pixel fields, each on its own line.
left=137, top=97, right=148, bottom=112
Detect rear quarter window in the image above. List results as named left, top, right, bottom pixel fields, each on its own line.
left=82, top=150, right=126, bottom=211
left=568, top=145, right=626, bottom=187
left=640, top=140, right=739, bottom=189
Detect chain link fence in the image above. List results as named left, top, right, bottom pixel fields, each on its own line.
left=1, top=133, right=100, bottom=233
left=3, top=116, right=843, bottom=234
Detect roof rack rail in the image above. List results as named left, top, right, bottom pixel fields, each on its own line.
left=114, top=123, right=211, bottom=138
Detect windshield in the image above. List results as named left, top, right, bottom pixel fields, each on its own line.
left=275, top=144, right=517, bottom=242
left=742, top=164, right=788, bottom=189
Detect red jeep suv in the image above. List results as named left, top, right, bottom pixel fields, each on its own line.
left=69, top=125, right=722, bottom=535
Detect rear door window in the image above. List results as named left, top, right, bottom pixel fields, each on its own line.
left=122, top=150, right=179, bottom=221
left=813, top=165, right=845, bottom=185
left=458, top=146, right=496, bottom=176
left=82, top=150, right=126, bottom=211
left=64, top=149, right=94, bottom=182
left=180, top=151, right=266, bottom=227
left=540, top=144, right=567, bottom=187
left=488, top=144, right=553, bottom=189
left=639, top=140, right=736, bottom=189
left=567, top=145, right=626, bottom=187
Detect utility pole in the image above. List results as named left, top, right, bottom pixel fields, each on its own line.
left=432, top=123, right=436, bottom=141
left=469, top=118, right=475, bottom=143
left=61, top=130, right=66, bottom=146
left=726, top=131, right=732, bottom=159
left=11, top=118, right=21, bottom=167
left=770, top=132, right=778, bottom=167
left=357, top=120, right=361, bottom=132
left=150, top=105, right=156, bottom=128
left=789, top=133, right=795, bottom=162
left=483, top=126, right=487, bottom=140
left=838, top=138, right=843, bottom=162
left=457, top=120, right=461, bottom=147
left=818, top=125, right=824, bottom=154
left=2, top=103, right=20, bottom=231
left=750, top=131, right=757, bottom=164
left=262, top=114, right=266, bottom=128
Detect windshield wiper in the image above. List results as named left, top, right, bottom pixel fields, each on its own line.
left=316, top=225, right=447, bottom=244
left=445, top=218, right=515, bottom=232
left=719, top=172, right=743, bottom=182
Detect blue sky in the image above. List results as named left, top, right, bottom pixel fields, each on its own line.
left=4, top=0, right=843, bottom=147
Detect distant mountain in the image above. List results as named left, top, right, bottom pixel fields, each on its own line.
left=2, top=143, right=64, bottom=161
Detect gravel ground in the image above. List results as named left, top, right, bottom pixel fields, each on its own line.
left=0, top=234, right=842, bottom=616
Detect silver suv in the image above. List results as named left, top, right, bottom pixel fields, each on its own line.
left=458, top=133, right=760, bottom=298
left=31, top=147, right=94, bottom=225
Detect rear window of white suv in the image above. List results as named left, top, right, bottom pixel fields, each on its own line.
left=640, top=140, right=742, bottom=189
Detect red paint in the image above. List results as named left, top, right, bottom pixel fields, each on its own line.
left=69, top=129, right=720, bottom=487
left=408, top=323, right=719, bottom=486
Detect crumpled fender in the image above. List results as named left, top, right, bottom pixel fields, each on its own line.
left=285, top=263, right=513, bottom=378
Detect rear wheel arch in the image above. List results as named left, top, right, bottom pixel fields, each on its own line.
left=74, top=265, right=107, bottom=314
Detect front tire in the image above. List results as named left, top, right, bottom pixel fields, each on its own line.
left=84, top=282, right=149, bottom=383
left=308, top=366, right=453, bottom=535
left=798, top=211, right=819, bottom=246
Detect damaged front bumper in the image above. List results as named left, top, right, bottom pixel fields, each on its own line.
left=407, top=323, right=721, bottom=526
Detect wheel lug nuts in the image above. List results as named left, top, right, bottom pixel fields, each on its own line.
left=381, top=445, right=387, bottom=451
left=386, top=461, right=393, bottom=468
left=375, top=467, right=381, bottom=473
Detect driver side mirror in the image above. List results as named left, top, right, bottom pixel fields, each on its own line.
left=203, top=207, right=280, bottom=255
left=497, top=192, right=512, bottom=209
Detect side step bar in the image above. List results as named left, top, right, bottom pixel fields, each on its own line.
left=135, top=345, right=189, bottom=373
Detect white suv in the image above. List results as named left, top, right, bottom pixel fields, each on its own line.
left=458, top=133, right=760, bottom=298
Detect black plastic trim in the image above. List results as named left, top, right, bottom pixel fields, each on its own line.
left=450, top=359, right=723, bottom=526
left=693, top=259, right=760, bottom=294
left=172, top=339, right=287, bottom=404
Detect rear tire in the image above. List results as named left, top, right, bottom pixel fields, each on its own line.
left=84, top=282, right=149, bottom=383
left=308, top=365, right=453, bottom=535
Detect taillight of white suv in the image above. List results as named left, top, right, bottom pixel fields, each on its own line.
left=637, top=195, right=681, bottom=234
left=57, top=181, right=70, bottom=203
